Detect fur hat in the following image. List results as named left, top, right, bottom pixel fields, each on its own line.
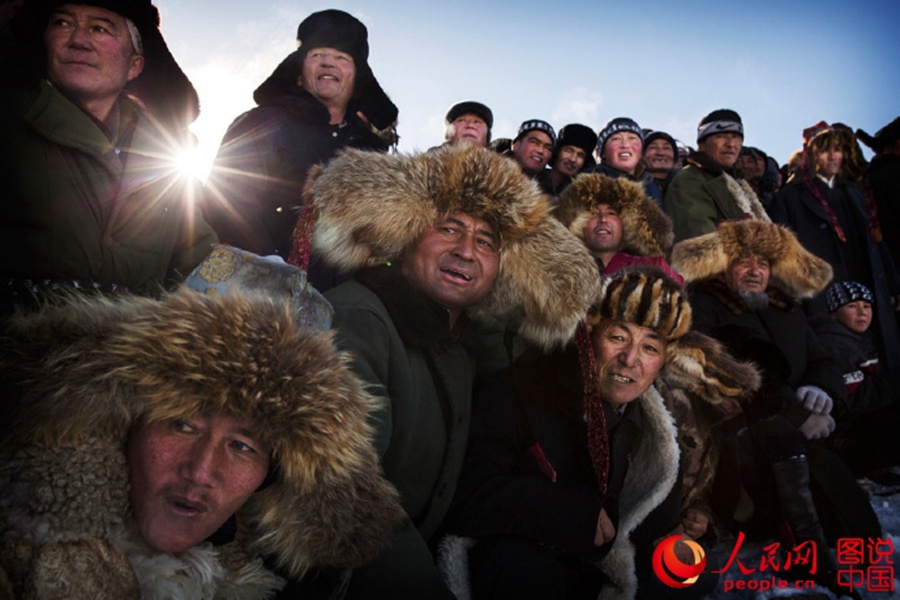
left=0, top=289, right=403, bottom=579
left=596, top=117, right=644, bottom=159
left=8, top=0, right=201, bottom=127
left=304, top=144, right=601, bottom=348
left=856, top=117, right=900, bottom=153
left=253, top=10, right=398, bottom=131
left=826, top=280, right=874, bottom=314
left=697, top=109, right=743, bottom=144
left=670, top=220, right=833, bottom=299
left=554, top=173, right=674, bottom=258
left=552, top=123, right=598, bottom=170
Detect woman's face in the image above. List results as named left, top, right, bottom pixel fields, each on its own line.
left=595, top=321, right=666, bottom=408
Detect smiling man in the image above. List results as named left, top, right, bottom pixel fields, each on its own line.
left=0, top=0, right=216, bottom=312
left=303, top=144, right=601, bottom=598
left=508, top=119, right=556, bottom=177
left=665, top=109, right=770, bottom=243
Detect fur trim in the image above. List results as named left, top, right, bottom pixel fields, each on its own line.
left=555, top=173, right=674, bottom=257
left=722, top=173, right=771, bottom=222
left=306, top=145, right=601, bottom=348
left=662, top=330, right=761, bottom=404
left=670, top=220, right=833, bottom=299
left=1, top=289, right=404, bottom=580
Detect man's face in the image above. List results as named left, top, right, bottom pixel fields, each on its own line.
left=699, top=133, right=743, bottom=169
left=553, top=145, right=587, bottom=177
left=832, top=300, right=872, bottom=334
left=401, top=212, right=501, bottom=321
left=595, top=321, right=666, bottom=409
left=127, top=414, right=270, bottom=553
left=582, top=204, right=623, bottom=259
left=512, top=130, right=554, bottom=175
left=299, top=47, right=356, bottom=108
left=815, top=145, right=843, bottom=179
left=644, top=139, right=675, bottom=172
left=740, top=154, right=764, bottom=180
left=449, top=112, right=489, bottom=147
left=602, top=132, right=642, bottom=174
left=725, top=254, right=771, bottom=294
left=44, top=4, right=144, bottom=109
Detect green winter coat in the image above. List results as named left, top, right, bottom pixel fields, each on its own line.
left=0, top=79, right=215, bottom=296
left=325, top=266, right=474, bottom=600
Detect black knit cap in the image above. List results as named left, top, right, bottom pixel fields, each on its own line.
left=8, top=0, right=200, bottom=127
left=697, top=109, right=743, bottom=144
left=514, top=119, right=556, bottom=145
left=643, top=131, right=678, bottom=159
left=253, top=9, right=398, bottom=130
left=446, top=101, right=494, bottom=129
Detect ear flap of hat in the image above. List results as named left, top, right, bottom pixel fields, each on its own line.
left=669, top=229, right=730, bottom=284
left=662, top=330, right=761, bottom=404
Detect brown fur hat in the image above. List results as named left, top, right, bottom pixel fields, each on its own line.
left=670, top=220, right=833, bottom=299
left=585, top=266, right=759, bottom=403
left=306, top=144, right=601, bottom=348
left=555, top=173, right=674, bottom=258
left=0, top=289, right=403, bottom=577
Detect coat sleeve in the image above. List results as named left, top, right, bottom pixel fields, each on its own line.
left=446, top=373, right=609, bottom=562
left=665, top=169, right=720, bottom=242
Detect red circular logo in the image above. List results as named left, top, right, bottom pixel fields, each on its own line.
left=652, top=534, right=708, bottom=588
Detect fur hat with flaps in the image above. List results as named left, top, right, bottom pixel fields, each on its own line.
left=304, top=144, right=601, bottom=349
left=8, top=0, right=200, bottom=127
left=670, top=219, right=833, bottom=299
left=0, top=289, right=403, bottom=582
left=555, top=172, right=674, bottom=257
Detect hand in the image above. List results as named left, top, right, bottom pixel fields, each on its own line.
left=716, top=398, right=743, bottom=420
left=681, top=509, right=709, bottom=540
left=796, top=385, right=833, bottom=415
left=799, top=413, right=835, bottom=439
left=594, top=508, right=616, bottom=546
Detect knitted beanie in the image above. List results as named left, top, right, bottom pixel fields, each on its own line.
left=826, top=281, right=874, bottom=313
left=697, top=109, right=743, bottom=144
left=596, top=117, right=643, bottom=158
left=514, top=119, right=557, bottom=145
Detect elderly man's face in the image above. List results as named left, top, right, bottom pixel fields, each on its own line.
left=644, top=139, right=675, bottom=172
left=554, top=145, right=587, bottom=177
left=725, top=254, right=770, bottom=294
left=595, top=321, right=666, bottom=409
left=512, top=130, right=554, bottom=175
left=44, top=4, right=144, bottom=113
left=401, top=212, right=500, bottom=324
left=699, top=133, right=743, bottom=169
left=127, top=414, right=270, bottom=553
left=300, top=47, right=356, bottom=109
left=449, top=112, right=489, bottom=147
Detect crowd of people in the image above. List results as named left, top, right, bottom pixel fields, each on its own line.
left=2, top=1, right=900, bottom=598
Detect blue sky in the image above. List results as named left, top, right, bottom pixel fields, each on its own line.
left=158, top=0, right=900, bottom=180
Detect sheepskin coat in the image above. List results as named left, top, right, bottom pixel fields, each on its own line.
left=0, top=289, right=402, bottom=599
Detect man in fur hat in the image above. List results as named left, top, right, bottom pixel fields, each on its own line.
left=537, top=123, right=597, bottom=196
left=0, top=0, right=216, bottom=311
left=770, top=121, right=900, bottom=372
left=672, top=220, right=882, bottom=596
left=0, top=289, right=403, bottom=599
left=302, top=144, right=602, bottom=598
left=665, top=109, right=770, bottom=242
left=203, top=9, right=398, bottom=266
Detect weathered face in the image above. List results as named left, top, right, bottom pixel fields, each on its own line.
left=832, top=300, right=872, bottom=334
left=725, top=254, right=771, bottom=294
left=553, top=145, right=587, bottom=177
left=44, top=4, right=144, bottom=112
left=449, top=112, right=489, bottom=147
left=699, top=132, right=743, bottom=169
left=815, top=145, right=843, bottom=179
left=299, top=46, right=356, bottom=108
left=602, top=132, right=643, bottom=174
left=595, top=321, right=666, bottom=408
left=401, top=212, right=501, bottom=322
left=512, top=130, right=554, bottom=175
left=127, top=414, right=270, bottom=553
left=582, top=204, right=623, bottom=260
left=644, top=138, right=675, bottom=172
